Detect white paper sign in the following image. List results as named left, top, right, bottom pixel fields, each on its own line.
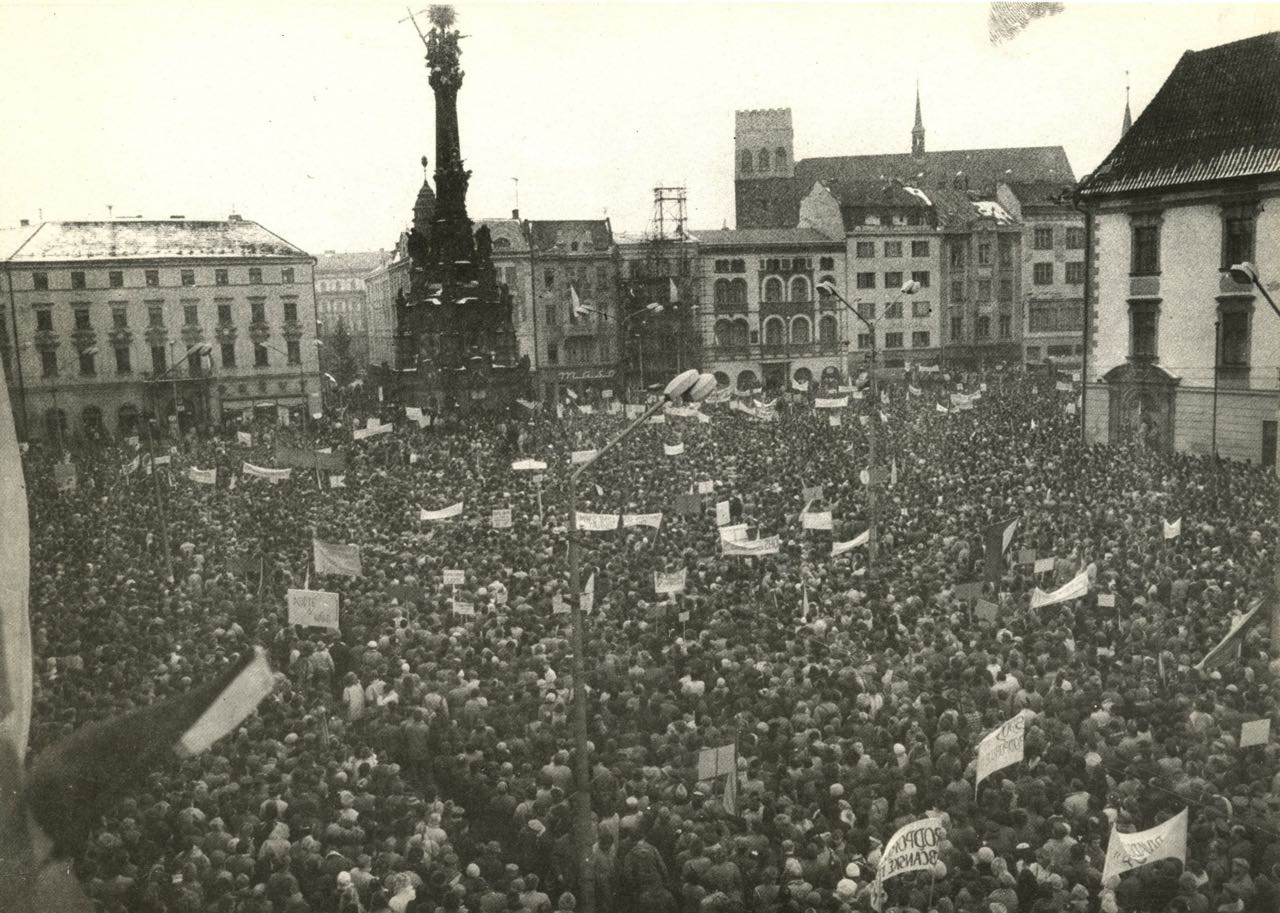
left=715, top=501, right=731, bottom=526
left=1241, top=718, right=1271, bottom=747
left=421, top=502, right=464, bottom=521
left=443, top=569, right=466, bottom=586
left=491, top=508, right=513, bottom=529
left=975, top=711, right=1033, bottom=788
left=287, top=589, right=340, bottom=629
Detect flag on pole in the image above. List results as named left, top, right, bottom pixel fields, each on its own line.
left=872, top=818, right=948, bottom=910
left=1195, top=599, right=1264, bottom=670
left=312, top=539, right=363, bottom=577
left=1163, top=517, right=1182, bottom=540
left=975, top=711, right=1033, bottom=790
left=984, top=517, right=1019, bottom=583
left=1100, top=809, right=1188, bottom=885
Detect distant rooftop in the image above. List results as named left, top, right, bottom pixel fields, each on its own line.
left=5, top=218, right=311, bottom=263
left=691, top=227, right=841, bottom=248
left=315, top=250, right=389, bottom=274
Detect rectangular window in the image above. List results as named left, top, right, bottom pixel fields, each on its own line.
left=248, top=267, right=262, bottom=285
left=1033, top=263, right=1054, bottom=285
left=884, top=271, right=903, bottom=290
left=180, top=269, right=195, bottom=287
left=78, top=349, right=96, bottom=376
left=911, top=300, right=931, bottom=318
left=544, top=269, right=555, bottom=289
left=1219, top=305, right=1251, bottom=367
left=112, top=306, right=128, bottom=328
left=1264, top=420, right=1277, bottom=470
left=857, top=332, right=873, bottom=349
left=948, top=243, right=965, bottom=268
left=32, top=272, right=49, bottom=291
left=179, top=304, right=196, bottom=327
left=597, top=265, right=609, bottom=288
left=1131, top=216, right=1161, bottom=275
left=998, top=235, right=1014, bottom=267
left=912, top=331, right=930, bottom=348
left=857, top=301, right=876, bottom=320
left=545, top=304, right=556, bottom=325
left=951, top=315, right=963, bottom=340
left=40, top=350, right=57, bottom=377
left=977, top=243, right=992, bottom=266
left=911, top=270, right=930, bottom=288
left=999, top=314, right=1012, bottom=339
left=1129, top=301, right=1158, bottom=359
left=109, top=270, right=124, bottom=288
left=950, top=280, right=964, bottom=302
left=148, top=304, right=164, bottom=327
left=884, top=301, right=903, bottom=319
left=884, top=241, right=903, bottom=258
left=215, top=269, right=229, bottom=286
left=74, top=306, right=91, bottom=330
left=856, top=272, right=876, bottom=289
left=715, top=259, right=729, bottom=273
left=282, top=267, right=295, bottom=284
left=115, top=346, right=131, bottom=374
left=283, top=300, right=298, bottom=323
left=35, top=308, right=53, bottom=332
left=71, top=271, right=86, bottom=290
left=151, top=345, right=167, bottom=374
left=999, top=279, right=1013, bottom=303
left=884, top=332, right=904, bottom=349
left=1223, top=205, right=1256, bottom=269
left=855, top=241, right=875, bottom=258
left=1065, top=262, right=1085, bottom=284
left=819, top=256, right=835, bottom=270
left=254, top=343, right=269, bottom=367
left=287, top=340, right=301, bottom=365
left=220, top=342, right=236, bottom=368
left=145, top=269, right=160, bottom=287
left=1033, top=227, right=1053, bottom=250
left=977, top=280, right=992, bottom=302
left=547, top=342, right=558, bottom=364
left=911, top=240, right=930, bottom=258
left=217, top=303, right=232, bottom=325
left=1066, top=227, right=1085, bottom=250
left=250, top=301, right=266, bottom=324
left=975, top=315, right=991, bottom=339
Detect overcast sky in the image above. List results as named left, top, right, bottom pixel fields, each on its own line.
left=2, top=1, right=1278, bottom=254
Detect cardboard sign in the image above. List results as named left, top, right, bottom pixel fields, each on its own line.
left=491, top=508, right=513, bottom=529
left=1097, top=593, right=1116, bottom=607
left=1241, top=718, right=1271, bottom=748
left=675, top=493, right=701, bottom=516
left=53, top=463, right=77, bottom=491
left=1034, top=557, right=1055, bottom=574
left=443, top=569, right=466, bottom=586
left=954, top=582, right=983, bottom=603
left=697, top=480, right=715, bottom=495
left=287, top=589, right=340, bottom=630
left=975, top=599, right=999, bottom=623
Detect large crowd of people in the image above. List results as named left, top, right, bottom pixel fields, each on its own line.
left=21, top=370, right=1280, bottom=913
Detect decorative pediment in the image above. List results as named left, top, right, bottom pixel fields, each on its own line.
left=1100, top=360, right=1181, bottom=386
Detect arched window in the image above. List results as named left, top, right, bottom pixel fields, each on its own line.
left=714, top=371, right=731, bottom=387
left=732, top=319, right=750, bottom=347
left=763, top=316, right=785, bottom=346
left=714, top=278, right=730, bottom=307
left=793, top=367, right=813, bottom=386
left=736, top=369, right=759, bottom=391
left=729, top=278, right=748, bottom=306
left=763, top=277, right=783, bottom=303
left=758, top=148, right=770, bottom=171
left=739, top=149, right=753, bottom=173
left=789, top=276, right=810, bottom=302
left=81, top=405, right=103, bottom=437
left=775, top=146, right=788, bottom=168
left=819, top=314, right=838, bottom=344
left=714, top=319, right=734, bottom=347
left=118, top=403, right=139, bottom=436
left=790, top=315, right=811, bottom=345
left=821, top=365, right=842, bottom=385
left=45, top=408, right=66, bottom=443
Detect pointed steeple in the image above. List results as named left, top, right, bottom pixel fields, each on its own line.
left=911, top=82, right=926, bottom=158
left=1121, top=71, right=1133, bottom=138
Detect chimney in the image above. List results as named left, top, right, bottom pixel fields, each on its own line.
left=228, top=213, right=243, bottom=222
left=169, top=214, right=185, bottom=220
left=19, top=219, right=29, bottom=227
left=512, top=208, right=520, bottom=220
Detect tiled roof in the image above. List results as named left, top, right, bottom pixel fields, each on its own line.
left=316, top=250, right=389, bottom=275
left=826, top=180, right=933, bottom=210
left=6, top=219, right=309, bottom=262
left=1001, top=181, right=1077, bottom=210
left=527, top=219, right=613, bottom=253
left=1081, top=32, right=1280, bottom=198
left=796, top=146, right=1075, bottom=196
left=690, top=227, right=841, bottom=248
left=474, top=218, right=530, bottom=253
left=0, top=224, right=38, bottom=260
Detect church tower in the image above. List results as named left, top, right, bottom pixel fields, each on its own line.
left=911, top=84, right=926, bottom=158
left=733, top=108, right=796, bottom=228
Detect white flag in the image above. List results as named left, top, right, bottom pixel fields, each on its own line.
left=175, top=647, right=274, bottom=757
left=1101, top=809, right=1188, bottom=885
left=1030, top=570, right=1090, bottom=609
left=420, top=502, right=464, bottom=521
left=1163, top=517, right=1182, bottom=540
left=975, top=710, right=1033, bottom=789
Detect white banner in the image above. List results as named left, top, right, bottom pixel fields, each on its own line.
left=875, top=817, right=947, bottom=890
left=722, top=535, right=781, bottom=556
left=329, top=474, right=346, bottom=488
left=697, top=480, right=715, bottom=495
left=814, top=396, right=848, bottom=409
left=237, top=431, right=253, bottom=446
left=1030, top=570, right=1090, bottom=609
left=353, top=423, right=393, bottom=441
left=287, top=589, right=340, bottom=629
left=664, top=442, right=685, bottom=456
left=188, top=467, right=217, bottom=485
left=1163, top=517, right=1182, bottom=539
left=697, top=743, right=736, bottom=780
left=716, top=500, right=731, bottom=526
left=575, top=511, right=619, bottom=532
left=443, top=569, right=466, bottom=586
left=622, top=512, right=663, bottom=529
left=1101, top=809, right=1188, bottom=885
left=832, top=530, right=869, bottom=556
left=975, top=710, right=1034, bottom=789
left=571, top=449, right=598, bottom=465
left=420, top=502, right=464, bottom=521
left=654, top=569, right=687, bottom=594
left=665, top=404, right=699, bottom=419
left=512, top=459, right=548, bottom=471
left=720, top=523, right=749, bottom=543
left=243, top=462, right=292, bottom=483
left=802, top=510, right=833, bottom=531
left=1034, top=557, right=1056, bottom=574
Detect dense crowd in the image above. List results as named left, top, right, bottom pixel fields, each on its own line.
left=22, top=371, right=1280, bottom=913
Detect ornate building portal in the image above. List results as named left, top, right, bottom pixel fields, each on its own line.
left=1102, top=361, right=1178, bottom=454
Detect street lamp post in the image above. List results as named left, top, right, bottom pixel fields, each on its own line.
left=154, top=343, right=213, bottom=448
left=816, top=280, right=919, bottom=581
left=566, top=368, right=717, bottom=913
left=1228, top=262, right=1280, bottom=661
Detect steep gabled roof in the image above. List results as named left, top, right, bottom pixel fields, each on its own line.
left=795, top=146, right=1074, bottom=197
left=527, top=220, right=613, bottom=253
left=7, top=220, right=310, bottom=262
left=1081, top=31, right=1280, bottom=198
left=475, top=218, right=530, bottom=254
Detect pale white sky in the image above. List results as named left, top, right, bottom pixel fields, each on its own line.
left=2, top=1, right=1278, bottom=254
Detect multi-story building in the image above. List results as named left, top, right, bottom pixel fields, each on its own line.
left=363, top=234, right=411, bottom=372
left=798, top=180, right=942, bottom=371
left=315, top=250, right=389, bottom=370
left=1, top=217, right=318, bottom=443
left=616, top=232, right=701, bottom=394
left=694, top=227, right=845, bottom=392
left=473, top=216, right=535, bottom=368
left=1081, top=31, right=1280, bottom=463
left=996, top=182, right=1085, bottom=368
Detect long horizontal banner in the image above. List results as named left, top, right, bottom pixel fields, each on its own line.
left=275, top=445, right=346, bottom=472
left=420, top=502, right=464, bottom=521
left=243, top=462, right=292, bottom=483
left=1030, top=569, right=1090, bottom=609
left=722, top=535, right=781, bottom=556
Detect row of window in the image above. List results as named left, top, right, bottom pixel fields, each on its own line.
left=542, top=337, right=612, bottom=365
left=949, top=314, right=1014, bottom=341
left=854, top=300, right=934, bottom=320
left=34, top=299, right=300, bottom=331
left=854, top=331, right=933, bottom=350
left=715, top=314, right=839, bottom=348
left=739, top=146, right=788, bottom=174
left=756, top=257, right=834, bottom=272
left=1129, top=300, right=1251, bottom=366
left=36, top=338, right=302, bottom=378
left=948, top=237, right=1017, bottom=269
left=1033, top=226, right=1087, bottom=250
left=1130, top=205, right=1256, bottom=276
left=712, top=259, right=747, bottom=274
left=1032, top=262, right=1086, bottom=285
left=855, top=240, right=931, bottom=259
left=856, top=270, right=932, bottom=290
left=28, top=266, right=296, bottom=292
left=542, top=265, right=612, bottom=291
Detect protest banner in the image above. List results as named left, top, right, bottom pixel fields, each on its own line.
left=1030, top=570, right=1090, bottom=609
left=491, top=508, right=513, bottom=529
left=1033, top=557, right=1055, bottom=574
left=443, top=569, right=466, bottom=586
left=715, top=501, right=731, bottom=527
left=420, top=502, right=464, bottom=521
left=575, top=511, right=619, bottom=532
left=243, top=463, right=292, bottom=484
left=237, top=431, right=252, bottom=446
left=720, top=524, right=749, bottom=543
left=1100, top=809, right=1188, bottom=884
left=664, top=442, right=685, bottom=456
left=570, top=449, right=598, bottom=465
left=622, top=513, right=663, bottom=529
left=312, top=540, right=363, bottom=577
left=697, top=480, right=715, bottom=495
left=814, top=397, right=848, bottom=409
left=832, top=530, right=869, bottom=556
left=802, top=485, right=824, bottom=503
left=722, top=535, right=780, bottom=556
left=1018, top=548, right=1037, bottom=566
left=975, top=711, right=1033, bottom=789
left=975, top=599, right=999, bottom=623
left=654, top=569, right=687, bottom=595
left=511, top=459, right=548, bottom=471
left=188, top=467, right=217, bottom=486
left=286, top=589, right=340, bottom=629
left=872, top=817, right=947, bottom=909
left=802, top=510, right=833, bottom=531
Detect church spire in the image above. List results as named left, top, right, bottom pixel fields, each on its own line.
left=1121, top=71, right=1133, bottom=138
left=912, top=82, right=925, bottom=158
